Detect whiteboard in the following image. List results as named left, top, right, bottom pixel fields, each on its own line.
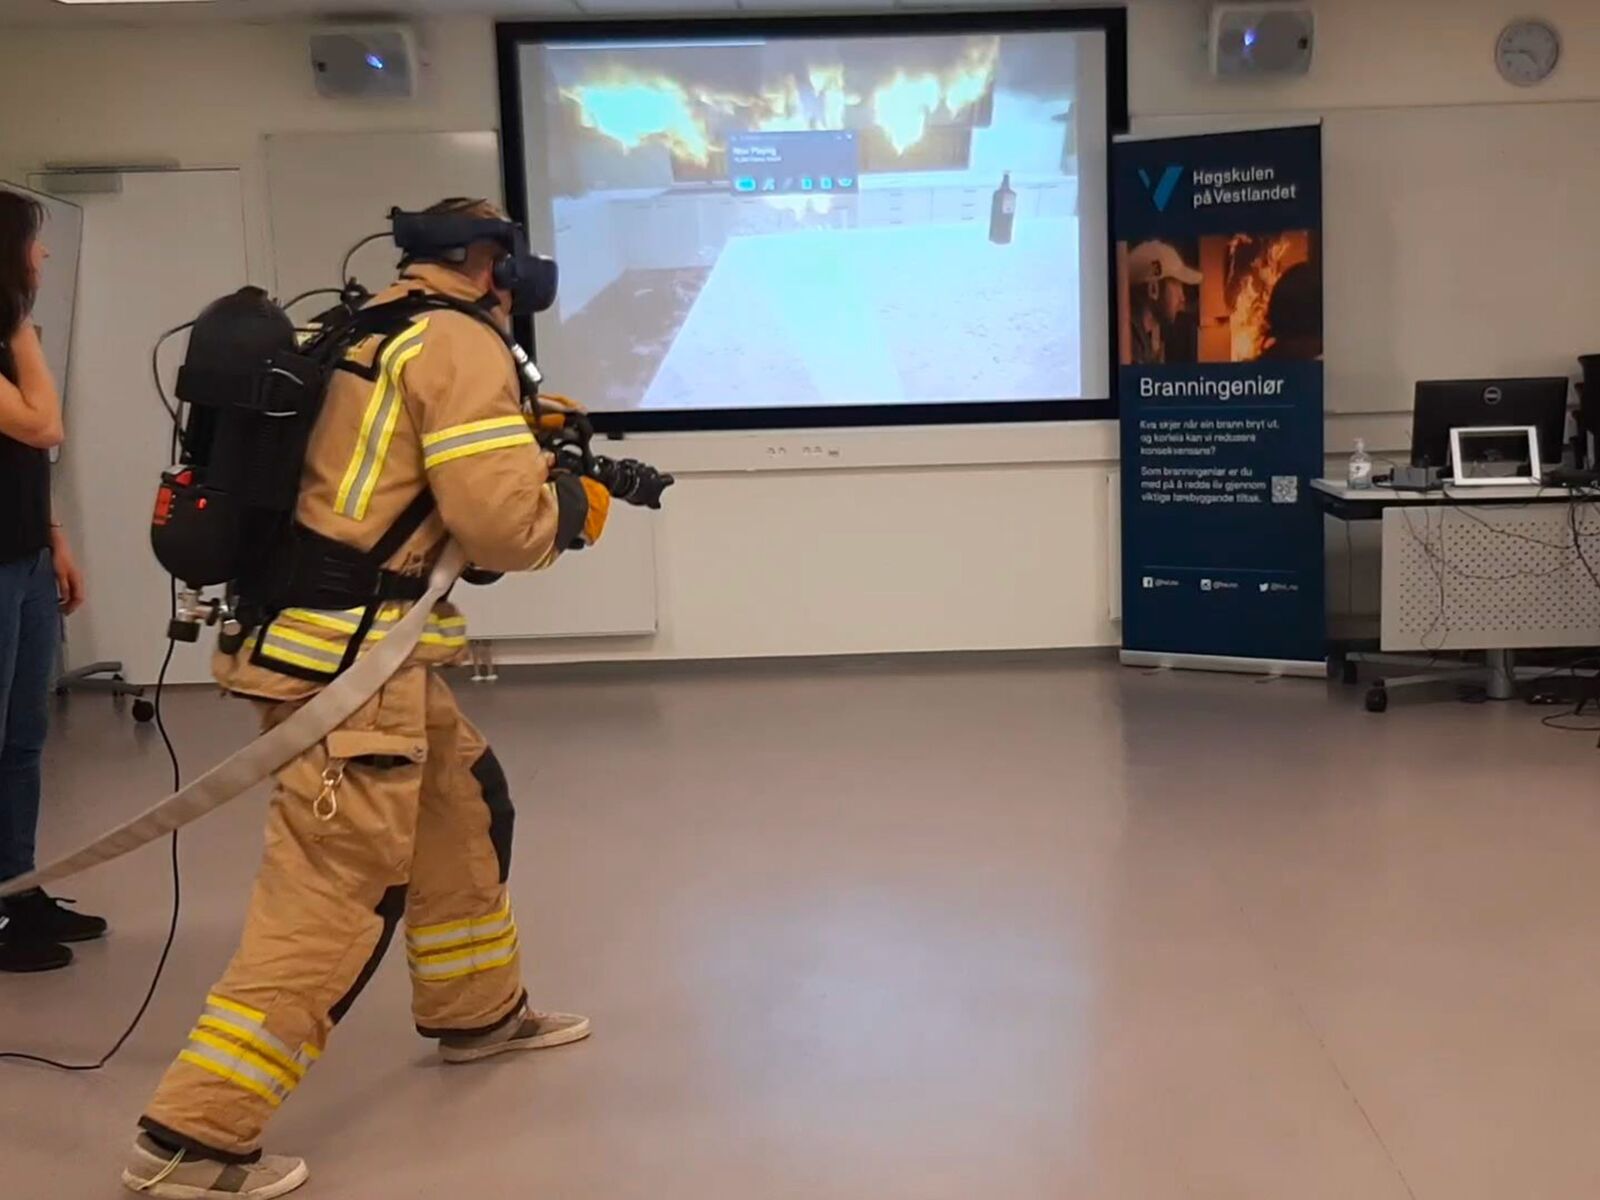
left=1129, top=101, right=1600, bottom=416
left=2, top=181, right=80, bottom=408
left=263, top=130, right=658, bottom=641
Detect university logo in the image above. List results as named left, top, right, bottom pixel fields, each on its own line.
left=1137, top=165, right=1184, bottom=212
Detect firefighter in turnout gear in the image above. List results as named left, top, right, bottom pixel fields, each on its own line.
left=122, top=201, right=610, bottom=1200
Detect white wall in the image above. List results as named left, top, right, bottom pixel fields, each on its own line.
left=0, top=20, right=497, bottom=289
left=2, top=0, right=1598, bottom=662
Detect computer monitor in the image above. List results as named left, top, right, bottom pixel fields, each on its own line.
left=1410, top=377, right=1570, bottom=471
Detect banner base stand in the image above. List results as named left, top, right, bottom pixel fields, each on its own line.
left=1120, top=650, right=1326, bottom=679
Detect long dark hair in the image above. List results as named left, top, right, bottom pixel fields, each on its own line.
left=0, top=190, right=44, bottom=340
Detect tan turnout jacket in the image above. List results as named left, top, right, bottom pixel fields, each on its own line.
left=215, top=263, right=580, bottom=701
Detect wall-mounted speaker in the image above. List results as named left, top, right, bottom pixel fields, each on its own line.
left=308, top=26, right=419, bottom=99
left=1210, top=4, right=1315, bottom=78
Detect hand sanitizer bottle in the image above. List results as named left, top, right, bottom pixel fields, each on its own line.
left=1348, top=438, right=1373, bottom=489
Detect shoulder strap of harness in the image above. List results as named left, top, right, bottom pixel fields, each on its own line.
left=282, top=294, right=498, bottom=677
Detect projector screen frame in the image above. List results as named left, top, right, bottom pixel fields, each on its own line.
left=496, top=7, right=1129, bottom=434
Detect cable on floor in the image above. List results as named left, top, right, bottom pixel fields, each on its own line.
left=0, top=600, right=184, bottom=1071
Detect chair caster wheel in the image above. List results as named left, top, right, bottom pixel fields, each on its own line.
left=132, top=699, right=157, bottom=724
left=1365, top=685, right=1389, bottom=714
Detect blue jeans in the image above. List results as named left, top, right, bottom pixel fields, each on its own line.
left=0, top=549, right=56, bottom=883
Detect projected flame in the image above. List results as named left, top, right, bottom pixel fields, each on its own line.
left=561, top=73, right=715, bottom=164
left=1226, top=233, right=1295, bottom=361
left=559, top=38, right=998, bottom=163
left=874, top=40, right=1000, bottom=155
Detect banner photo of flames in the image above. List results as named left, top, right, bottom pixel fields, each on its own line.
left=547, top=36, right=1003, bottom=184
left=1199, top=230, right=1322, bottom=363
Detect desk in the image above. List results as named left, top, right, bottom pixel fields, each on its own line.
left=1312, top=479, right=1600, bottom=709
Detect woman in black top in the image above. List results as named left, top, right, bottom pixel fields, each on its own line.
left=0, top=189, right=106, bottom=973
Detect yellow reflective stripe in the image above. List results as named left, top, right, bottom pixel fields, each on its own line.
left=195, top=1018, right=307, bottom=1081
left=421, top=415, right=530, bottom=448
left=412, top=949, right=521, bottom=984
left=261, top=605, right=470, bottom=672
left=257, top=625, right=345, bottom=674
left=334, top=320, right=429, bottom=519
left=188, top=1029, right=300, bottom=1094
left=407, top=900, right=512, bottom=950
left=280, top=608, right=363, bottom=634
left=406, top=921, right=512, bottom=966
left=417, top=632, right=468, bottom=649
left=408, top=926, right=518, bottom=967
left=406, top=928, right=518, bottom=966
left=424, top=431, right=535, bottom=471
left=207, top=993, right=266, bottom=1023
left=410, top=945, right=520, bottom=983
left=196, top=1010, right=314, bottom=1080
left=354, top=340, right=426, bottom=518
left=178, top=1050, right=286, bottom=1107
left=408, top=932, right=520, bottom=982
left=266, top=626, right=346, bottom=655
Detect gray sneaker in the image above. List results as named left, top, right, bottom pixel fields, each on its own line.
left=438, top=1004, right=591, bottom=1064
left=122, top=1135, right=308, bottom=1198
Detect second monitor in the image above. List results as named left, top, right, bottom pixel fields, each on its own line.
left=1410, top=377, right=1570, bottom=471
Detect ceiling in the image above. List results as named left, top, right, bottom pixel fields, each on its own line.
left=0, top=0, right=1097, bottom=26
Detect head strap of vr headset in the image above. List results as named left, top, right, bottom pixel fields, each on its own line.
left=388, top=205, right=556, bottom=316
left=390, top=205, right=521, bottom=264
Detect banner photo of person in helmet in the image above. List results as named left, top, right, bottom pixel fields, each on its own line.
left=1113, top=125, right=1324, bottom=673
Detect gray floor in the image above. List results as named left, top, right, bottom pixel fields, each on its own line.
left=4, top=654, right=1600, bottom=1198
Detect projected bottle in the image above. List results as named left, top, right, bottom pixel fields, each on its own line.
left=989, top=171, right=1017, bottom=245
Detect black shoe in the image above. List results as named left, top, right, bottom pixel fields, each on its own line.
left=1, top=888, right=108, bottom=944
left=0, top=921, right=72, bottom=973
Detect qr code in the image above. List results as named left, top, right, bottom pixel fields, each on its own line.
left=1271, top=475, right=1299, bottom=504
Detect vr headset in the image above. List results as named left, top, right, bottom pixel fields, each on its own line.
left=389, top=205, right=558, bottom=316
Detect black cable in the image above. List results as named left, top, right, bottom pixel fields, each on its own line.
left=280, top=287, right=344, bottom=312
left=1, top=363, right=189, bottom=1073
left=150, top=320, right=194, bottom=426
left=0, top=615, right=183, bottom=1072
left=1541, top=710, right=1600, bottom=732
left=340, top=231, right=391, bottom=286
left=1397, top=506, right=1451, bottom=651
left=1570, top=499, right=1600, bottom=596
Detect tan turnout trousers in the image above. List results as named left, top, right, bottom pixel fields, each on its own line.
left=138, top=261, right=593, bottom=1161
left=141, top=668, right=523, bottom=1158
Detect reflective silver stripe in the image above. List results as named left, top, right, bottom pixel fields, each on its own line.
left=406, top=906, right=515, bottom=953
left=198, top=1004, right=316, bottom=1076
left=261, top=611, right=467, bottom=675
left=407, top=933, right=520, bottom=981
left=258, top=629, right=343, bottom=674
left=422, top=422, right=535, bottom=470
left=178, top=1040, right=293, bottom=1106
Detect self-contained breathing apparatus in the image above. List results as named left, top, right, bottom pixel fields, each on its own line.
left=150, top=206, right=673, bottom=647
